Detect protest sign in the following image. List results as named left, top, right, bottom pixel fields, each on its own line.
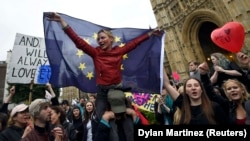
left=7, top=33, right=50, bottom=84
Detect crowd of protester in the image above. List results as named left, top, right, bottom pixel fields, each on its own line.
left=0, top=51, right=249, bottom=141
left=0, top=83, right=142, bottom=141
left=154, top=51, right=250, bottom=125
left=0, top=12, right=250, bottom=140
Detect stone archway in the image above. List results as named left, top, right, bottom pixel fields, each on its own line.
left=182, top=9, right=227, bottom=66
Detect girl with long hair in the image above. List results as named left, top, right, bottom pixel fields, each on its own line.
left=163, top=69, right=227, bottom=124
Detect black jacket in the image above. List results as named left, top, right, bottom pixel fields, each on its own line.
left=0, top=125, right=25, bottom=141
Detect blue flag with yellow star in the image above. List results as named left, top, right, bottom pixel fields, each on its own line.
left=43, top=12, right=165, bottom=94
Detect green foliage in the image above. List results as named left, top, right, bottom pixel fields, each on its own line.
left=6, top=83, right=60, bottom=104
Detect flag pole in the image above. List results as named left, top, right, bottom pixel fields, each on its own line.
left=29, top=80, right=34, bottom=104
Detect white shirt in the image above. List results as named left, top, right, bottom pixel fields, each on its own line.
left=87, top=120, right=92, bottom=141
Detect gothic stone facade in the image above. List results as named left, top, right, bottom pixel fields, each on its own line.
left=150, top=0, right=250, bottom=81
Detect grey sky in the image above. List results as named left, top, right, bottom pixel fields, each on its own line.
left=0, top=0, right=157, bottom=61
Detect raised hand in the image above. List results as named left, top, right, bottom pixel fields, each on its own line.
left=126, top=108, right=138, bottom=122
left=198, top=62, right=209, bottom=75
left=9, top=85, right=15, bottom=95
left=5, top=85, right=15, bottom=103
left=46, top=83, right=56, bottom=98
left=52, top=126, right=64, bottom=141
left=45, top=12, right=62, bottom=22
left=46, top=82, right=52, bottom=89
left=22, top=124, right=33, bottom=138
left=214, top=65, right=223, bottom=72
left=102, top=111, right=115, bottom=122
left=45, top=12, right=68, bottom=28
left=148, top=28, right=163, bottom=36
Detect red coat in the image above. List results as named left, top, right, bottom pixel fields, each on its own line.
left=64, top=27, right=149, bottom=86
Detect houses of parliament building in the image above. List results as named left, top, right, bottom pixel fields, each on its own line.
left=150, top=0, right=250, bottom=81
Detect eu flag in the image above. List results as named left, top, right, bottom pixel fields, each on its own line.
left=43, top=12, right=165, bottom=94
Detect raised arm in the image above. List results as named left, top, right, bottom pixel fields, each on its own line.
left=45, top=12, right=96, bottom=56
left=163, top=69, right=180, bottom=101
left=46, top=83, right=56, bottom=98
left=198, top=62, right=228, bottom=111
left=120, top=28, right=163, bottom=54
left=210, top=70, right=219, bottom=85
left=46, top=12, right=68, bottom=28
left=46, top=83, right=60, bottom=106
left=148, top=28, right=162, bottom=37
left=0, top=86, right=15, bottom=114
left=214, top=65, right=242, bottom=76
left=4, top=85, right=15, bottom=103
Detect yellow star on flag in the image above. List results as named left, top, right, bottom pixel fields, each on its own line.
left=86, top=72, right=94, bottom=80
left=122, top=54, right=128, bottom=60
left=76, top=50, right=84, bottom=58
left=114, top=36, right=121, bottom=42
left=92, top=33, right=98, bottom=40
left=121, top=64, right=124, bottom=70
left=119, top=43, right=125, bottom=47
left=78, top=63, right=86, bottom=71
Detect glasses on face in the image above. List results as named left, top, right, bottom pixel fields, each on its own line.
left=14, top=110, right=29, bottom=116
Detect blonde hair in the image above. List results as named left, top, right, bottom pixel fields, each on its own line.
left=97, top=29, right=114, bottom=44
left=177, top=86, right=184, bottom=94
left=222, top=79, right=249, bottom=102
left=7, top=116, right=15, bottom=127
left=173, top=107, right=181, bottom=125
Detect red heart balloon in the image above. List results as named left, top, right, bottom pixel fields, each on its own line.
left=211, top=22, right=245, bottom=53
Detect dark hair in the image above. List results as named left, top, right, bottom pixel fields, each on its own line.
left=72, top=105, right=80, bottom=110
left=61, top=100, right=69, bottom=106
left=0, top=113, right=8, bottom=132
left=50, top=106, right=66, bottom=124
left=71, top=106, right=82, bottom=120
left=84, top=101, right=95, bottom=121
left=88, top=94, right=96, bottom=99
left=189, top=60, right=199, bottom=66
left=79, top=97, right=85, bottom=100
